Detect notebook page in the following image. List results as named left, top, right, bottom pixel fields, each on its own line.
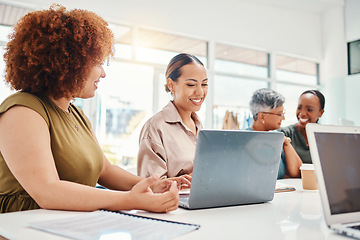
left=29, top=210, right=199, bottom=240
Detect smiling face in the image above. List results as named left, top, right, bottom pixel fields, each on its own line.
left=296, top=93, right=324, bottom=128
left=167, top=63, right=208, bottom=115
left=78, top=63, right=106, bottom=99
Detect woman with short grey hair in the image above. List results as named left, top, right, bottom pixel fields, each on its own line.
left=247, top=88, right=302, bottom=178
left=250, top=88, right=285, bottom=121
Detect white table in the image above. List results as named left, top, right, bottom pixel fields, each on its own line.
left=0, top=179, right=349, bottom=240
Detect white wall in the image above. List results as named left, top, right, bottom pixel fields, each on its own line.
left=107, top=0, right=323, bottom=60
left=317, top=0, right=360, bottom=126
left=345, top=75, right=360, bottom=126
left=343, top=0, right=360, bottom=126
left=20, top=0, right=324, bottom=60
left=345, top=0, right=360, bottom=42
left=321, top=6, right=347, bottom=125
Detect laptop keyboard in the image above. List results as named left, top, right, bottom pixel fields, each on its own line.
left=350, top=225, right=360, bottom=230
left=180, top=195, right=189, bottom=203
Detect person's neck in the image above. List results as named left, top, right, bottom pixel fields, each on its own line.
left=251, top=120, right=268, bottom=131
left=296, top=123, right=307, bottom=138
left=172, top=101, right=196, bottom=132
left=48, top=96, right=72, bottom=113
left=172, top=101, right=193, bottom=123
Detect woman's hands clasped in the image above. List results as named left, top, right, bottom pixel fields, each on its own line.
left=128, top=175, right=180, bottom=213
left=151, top=174, right=192, bottom=193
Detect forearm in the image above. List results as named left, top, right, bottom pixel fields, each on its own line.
left=34, top=180, right=133, bottom=212
left=36, top=177, right=180, bottom=213
left=98, top=164, right=143, bottom=191
left=283, top=145, right=302, bottom=178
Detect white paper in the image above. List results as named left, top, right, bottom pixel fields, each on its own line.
left=29, top=210, right=199, bottom=240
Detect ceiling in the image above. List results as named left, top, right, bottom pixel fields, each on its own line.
left=0, top=0, right=345, bottom=16
left=0, top=0, right=342, bottom=75
left=246, top=0, right=344, bottom=13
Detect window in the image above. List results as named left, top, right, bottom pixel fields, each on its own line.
left=276, top=55, right=319, bottom=85
left=275, top=55, right=319, bottom=127
left=213, top=44, right=270, bottom=129
left=95, top=61, right=154, bottom=168
left=0, top=25, right=11, bottom=42
left=135, top=28, right=208, bottom=66
left=0, top=4, right=30, bottom=26
left=347, top=39, right=360, bottom=75
left=0, top=25, right=15, bottom=103
left=213, top=75, right=268, bottom=129
left=110, top=24, right=132, bottom=60
left=215, top=43, right=269, bottom=78
left=0, top=3, right=31, bottom=101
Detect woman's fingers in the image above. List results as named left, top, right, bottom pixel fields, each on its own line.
left=134, top=175, right=160, bottom=193
left=167, top=175, right=192, bottom=190
left=157, top=181, right=179, bottom=212
left=165, top=204, right=178, bottom=213
left=151, top=178, right=172, bottom=193
left=183, top=174, right=192, bottom=181
left=179, top=176, right=191, bottom=189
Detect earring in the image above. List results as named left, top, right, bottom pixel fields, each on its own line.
left=262, top=120, right=265, bottom=124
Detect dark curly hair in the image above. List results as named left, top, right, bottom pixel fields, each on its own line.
left=4, top=4, right=114, bottom=99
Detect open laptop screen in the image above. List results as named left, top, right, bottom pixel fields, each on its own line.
left=315, top=132, right=360, bottom=215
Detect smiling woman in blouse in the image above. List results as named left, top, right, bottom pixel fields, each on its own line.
left=137, top=53, right=208, bottom=184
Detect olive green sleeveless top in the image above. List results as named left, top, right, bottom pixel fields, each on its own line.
left=0, top=92, right=104, bottom=213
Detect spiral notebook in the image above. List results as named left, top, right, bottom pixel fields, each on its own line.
left=29, top=210, right=200, bottom=240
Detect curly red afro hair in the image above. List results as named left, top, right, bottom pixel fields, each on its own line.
left=4, top=4, right=114, bottom=99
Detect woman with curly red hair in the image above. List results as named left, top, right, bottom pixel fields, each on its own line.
left=0, top=5, right=185, bottom=213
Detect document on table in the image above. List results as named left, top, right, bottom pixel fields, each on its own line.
left=29, top=210, right=200, bottom=240
left=275, top=181, right=296, bottom=193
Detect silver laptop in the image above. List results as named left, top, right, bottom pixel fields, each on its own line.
left=179, top=129, right=284, bottom=210
left=307, top=123, right=360, bottom=239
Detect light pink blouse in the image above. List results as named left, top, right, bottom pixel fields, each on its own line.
left=137, top=101, right=203, bottom=178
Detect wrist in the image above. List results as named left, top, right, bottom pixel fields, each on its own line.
left=121, top=191, right=134, bottom=211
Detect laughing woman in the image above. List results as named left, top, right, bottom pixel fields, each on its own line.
left=280, top=90, right=325, bottom=164
left=137, top=53, right=208, bottom=182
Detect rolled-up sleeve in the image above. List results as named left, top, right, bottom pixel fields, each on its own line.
left=137, top=136, right=167, bottom=178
